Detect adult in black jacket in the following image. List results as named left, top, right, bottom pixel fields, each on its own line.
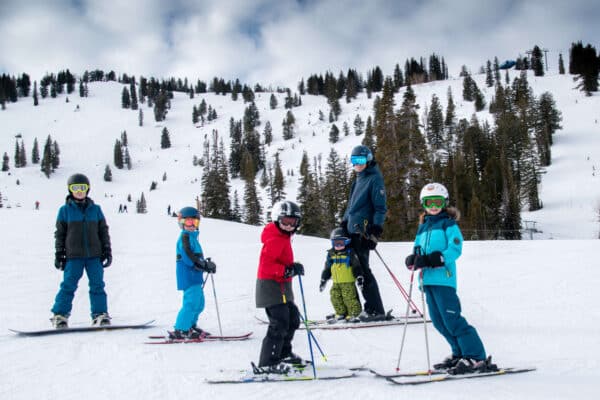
left=341, top=146, right=388, bottom=321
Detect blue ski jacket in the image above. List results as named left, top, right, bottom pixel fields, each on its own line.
left=343, top=161, right=387, bottom=235
left=176, top=230, right=205, bottom=291
left=413, top=209, right=463, bottom=289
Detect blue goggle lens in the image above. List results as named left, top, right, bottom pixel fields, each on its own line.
left=351, top=155, right=368, bottom=165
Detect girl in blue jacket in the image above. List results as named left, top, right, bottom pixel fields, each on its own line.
left=170, top=207, right=216, bottom=340
left=405, top=183, right=497, bottom=375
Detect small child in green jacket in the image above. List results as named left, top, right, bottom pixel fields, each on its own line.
left=319, top=228, right=364, bottom=322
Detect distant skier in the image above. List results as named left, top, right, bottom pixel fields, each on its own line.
left=405, top=183, right=497, bottom=374
left=255, top=201, right=304, bottom=374
left=50, top=174, right=112, bottom=328
left=319, top=227, right=364, bottom=322
left=340, top=145, right=388, bottom=321
left=168, top=207, right=216, bottom=339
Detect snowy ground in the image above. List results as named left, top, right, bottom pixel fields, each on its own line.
left=1, top=209, right=599, bottom=400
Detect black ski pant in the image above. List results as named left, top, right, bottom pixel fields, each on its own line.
left=258, top=302, right=300, bottom=367
left=351, top=234, right=385, bottom=315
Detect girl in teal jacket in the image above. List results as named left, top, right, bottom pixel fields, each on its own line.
left=405, top=183, right=496, bottom=375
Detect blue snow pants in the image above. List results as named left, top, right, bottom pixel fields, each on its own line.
left=51, top=257, right=107, bottom=318
left=174, top=284, right=205, bottom=331
left=424, top=285, right=486, bottom=361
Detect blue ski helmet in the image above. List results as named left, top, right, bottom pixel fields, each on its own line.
left=178, top=206, right=201, bottom=230
left=350, top=145, right=373, bottom=165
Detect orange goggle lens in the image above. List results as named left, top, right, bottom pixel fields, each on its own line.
left=182, top=217, right=200, bottom=228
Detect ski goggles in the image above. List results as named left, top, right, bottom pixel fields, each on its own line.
left=279, top=216, right=299, bottom=228
left=350, top=155, right=368, bottom=165
left=69, top=183, right=89, bottom=193
left=422, top=196, right=446, bottom=209
left=181, top=217, right=200, bottom=228
left=332, top=238, right=351, bottom=248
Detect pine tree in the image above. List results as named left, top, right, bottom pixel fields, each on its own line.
left=263, top=121, right=273, bottom=146
left=485, top=60, right=494, bottom=87
left=33, top=81, right=39, bottom=106
left=51, top=141, right=60, bottom=170
left=534, top=92, right=562, bottom=166
left=114, top=139, right=124, bottom=169
left=14, top=139, right=22, bottom=168
left=531, top=45, right=545, bottom=76
left=270, top=93, right=278, bottom=109
left=20, top=141, right=27, bottom=167
left=282, top=110, right=295, bottom=140
left=362, top=116, right=375, bottom=148
left=40, top=135, right=53, bottom=177
left=201, top=131, right=232, bottom=220
left=426, top=94, right=445, bottom=151
left=231, top=190, right=242, bottom=222
left=122, top=87, right=131, bottom=108
left=493, top=57, right=501, bottom=85
left=2, top=152, right=9, bottom=171
left=104, top=165, right=112, bottom=182
left=243, top=177, right=262, bottom=225
left=124, top=148, right=132, bottom=170
left=136, top=193, right=147, bottom=213
left=329, top=123, right=340, bottom=143
left=270, top=153, right=286, bottom=204
left=31, top=138, right=40, bottom=164
left=353, top=114, right=364, bottom=136
left=297, top=153, right=325, bottom=236
left=138, top=108, right=143, bottom=126
left=160, top=127, right=171, bottom=149
left=130, top=81, right=138, bottom=110
left=322, top=148, right=349, bottom=231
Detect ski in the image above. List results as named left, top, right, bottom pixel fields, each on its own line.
left=369, top=368, right=446, bottom=378
left=145, top=331, right=252, bottom=344
left=255, top=315, right=429, bottom=330
left=386, top=367, right=536, bottom=385
left=9, top=320, right=155, bottom=337
left=207, top=364, right=357, bottom=384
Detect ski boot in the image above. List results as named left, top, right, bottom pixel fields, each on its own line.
left=281, top=352, right=307, bottom=367
left=251, top=362, right=290, bottom=375
left=91, top=313, right=111, bottom=326
left=190, top=326, right=210, bottom=338
left=447, top=356, right=498, bottom=375
left=433, top=355, right=461, bottom=370
left=50, top=314, right=69, bottom=329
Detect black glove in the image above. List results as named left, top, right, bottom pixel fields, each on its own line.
left=428, top=251, right=445, bottom=267
left=55, top=250, right=66, bottom=271
left=405, top=254, right=416, bottom=269
left=356, top=275, right=364, bottom=290
left=414, top=251, right=445, bottom=269
left=319, top=279, right=327, bottom=292
left=101, top=248, right=112, bottom=268
left=205, top=257, right=217, bottom=273
left=368, top=224, right=383, bottom=238
left=366, top=236, right=378, bottom=250
left=194, top=259, right=207, bottom=271
left=284, top=262, right=304, bottom=278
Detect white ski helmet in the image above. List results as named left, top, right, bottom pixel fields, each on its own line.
left=419, top=182, right=449, bottom=202
left=271, top=200, right=302, bottom=228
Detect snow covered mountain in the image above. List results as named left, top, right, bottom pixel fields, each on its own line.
left=1, top=65, right=599, bottom=399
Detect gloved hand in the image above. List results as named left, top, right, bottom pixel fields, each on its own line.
left=55, top=250, right=66, bottom=271
left=319, top=279, right=327, bottom=292
left=284, top=262, right=304, bottom=278
left=405, top=254, right=415, bottom=269
left=101, top=248, right=112, bottom=268
left=427, top=251, right=445, bottom=267
left=366, top=236, right=378, bottom=250
left=356, top=276, right=364, bottom=290
left=368, top=224, right=383, bottom=238
left=205, top=257, right=217, bottom=273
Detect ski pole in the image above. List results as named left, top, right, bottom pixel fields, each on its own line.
left=297, top=274, right=317, bottom=379
left=420, top=270, right=432, bottom=377
left=299, top=314, right=328, bottom=362
left=353, top=224, right=422, bottom=315
left=395, top=266, right=416, bottom=371
left=209, top=273, right=224, bottom=338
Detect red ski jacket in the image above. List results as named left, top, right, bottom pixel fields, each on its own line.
left=257, top=222, right=294, bottom=283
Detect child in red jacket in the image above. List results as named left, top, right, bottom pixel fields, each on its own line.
left=254, top=201, right=304, bottom=374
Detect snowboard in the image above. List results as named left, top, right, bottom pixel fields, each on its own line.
left=9, top=320, right=155, bottom=336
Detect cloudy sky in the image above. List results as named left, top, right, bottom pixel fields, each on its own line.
left=1, top=0, right=599, bottom=87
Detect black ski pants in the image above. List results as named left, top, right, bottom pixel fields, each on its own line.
left=258, top=302, right=300, bottom=367
left=351, top=234, right=385, bottom=315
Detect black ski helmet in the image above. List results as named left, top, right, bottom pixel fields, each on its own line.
left=271, top=200, right=302, bottom=231
left=350, top=145, right=373, bottom=162
left=330, top=227, right=349, bottom=241
left=67, top=173, right=90, bottom=193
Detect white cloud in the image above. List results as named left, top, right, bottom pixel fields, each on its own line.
left=1, top=0, right=599, bottom=87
